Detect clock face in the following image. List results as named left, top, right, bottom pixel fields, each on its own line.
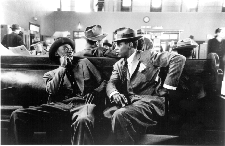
left=143, top=16, right=150, bottom=23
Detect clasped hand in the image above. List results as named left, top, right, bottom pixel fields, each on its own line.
left=60, top=56, right=72, bottom=67
left=112, top=93, right=128, bottom=107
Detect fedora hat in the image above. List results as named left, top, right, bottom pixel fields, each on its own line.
left=83, top=25, right=107, bottom=41
left=49, top=37, right=75, bottom=63
left=173, top=45, right=198, bottom=50
left=113, top=27, right=142, bottom=42
left=173, top=38, right=198, bottom=50
left=10, top=24, right=20, bottom=30
left=103, top=39, right=112, bottom=47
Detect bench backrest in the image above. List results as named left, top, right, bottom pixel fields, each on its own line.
left=1, top=54, right=221, bottom=107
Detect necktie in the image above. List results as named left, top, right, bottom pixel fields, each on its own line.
left=123, top=59, right=129, bottom=80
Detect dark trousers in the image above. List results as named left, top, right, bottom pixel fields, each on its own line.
left=71, top=104, right=111, bottom=145
left=108, top=99, right=160, bottom=145
left=10, top=103, right=110, bottom=144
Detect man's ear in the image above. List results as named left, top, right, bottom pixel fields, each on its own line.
left=129, top=42, right=133, bottom=48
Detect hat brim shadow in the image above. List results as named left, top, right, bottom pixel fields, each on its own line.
left=173, top=45, right=198, bottom=50
left=10, top=27, right=20, bottom=30
left=83, top=33, right=107, bottom=41
left=103, top=43, right=112, bottom=47
left=113, top=36, right=142, bottom=42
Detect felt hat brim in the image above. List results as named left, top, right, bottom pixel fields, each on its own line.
left=103, top=42, right=112, bottom=47
left=83, top=33, right=107, bottom=41
left=113, top=36, right=142, bottom=42
left=173, top=45, right=198, bottom=50
left=49, top=37, right=75, bottom=64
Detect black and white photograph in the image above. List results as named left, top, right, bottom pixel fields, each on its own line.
left=1, top=0, right=225, bottom=145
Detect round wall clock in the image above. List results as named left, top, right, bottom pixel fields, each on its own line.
left=143, top=16, right=150, bottom=23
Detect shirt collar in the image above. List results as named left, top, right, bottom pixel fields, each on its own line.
left=127, top=50, right=137, bottom=65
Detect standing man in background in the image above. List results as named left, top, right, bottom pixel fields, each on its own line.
left=208, top=28, right=225, bottom=70
left=103, top=39, right=112, bottom=50
left=1, top=24, right=25, bottom=48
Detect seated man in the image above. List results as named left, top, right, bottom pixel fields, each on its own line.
left=105, top=28, right=186, bottom=144
left=74, top=25, right=117, bottom=58
left=10, top=37, right=108, bottom=144
left=172, top=38, right=199, bottom=59
left=103, top=39, right=112, bottom=50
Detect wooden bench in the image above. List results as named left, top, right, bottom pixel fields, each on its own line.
left=1, top=53, right=223, bottom=145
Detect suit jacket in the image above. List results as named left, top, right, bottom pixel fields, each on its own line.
left=43, top=58, right=102, bottom=102
left=1, top=32, right=24, bottom=48
left=106, top=50, right=186, bottom=116
left=208, top=38, right=225, bottom=59
left=208, top=38, right=225, bottom=69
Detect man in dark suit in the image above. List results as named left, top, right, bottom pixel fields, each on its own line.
left=1, top=24, right=25, bottom=48
left=208, top=28, right=225, bottom=70
left=10, top=37, right=107, bottom=144
left=105, top=28, right=186, bottom=144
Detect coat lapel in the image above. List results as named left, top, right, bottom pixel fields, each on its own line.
left=73, top=65, right=84, bottom=94
left=130, top=51, right=141, bottom=79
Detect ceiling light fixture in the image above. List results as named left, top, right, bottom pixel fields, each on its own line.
left=78, top=22, right=82, bottom=30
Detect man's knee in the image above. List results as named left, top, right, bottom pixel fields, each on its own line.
left=112, top=107, right=127, bottom=121
left=72, top=104, right=96, bottom=126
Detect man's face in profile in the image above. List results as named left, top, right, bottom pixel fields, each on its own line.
left=115, top=41, right=130, bottom=58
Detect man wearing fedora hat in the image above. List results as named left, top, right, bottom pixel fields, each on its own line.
left=1, top=24, right=25, bottom=48
left=208, top=28, right=225, bottom=70
left=74, top=25, right=117, bottom=58
left=105, top=27, right=186, bottom=144
left=10, top=37, right=108, bottom=144
left=173, top=38, right=199, bottom=59
left=74, top=25, right=107, bottom=56
left=103, top=39, right=112, bottom=50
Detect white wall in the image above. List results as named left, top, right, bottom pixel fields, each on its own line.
left=53, top=11, right=225, bottom=42
left=1, top=0, right=225, bottom=42
left=1, top=0, right=59, bottom=36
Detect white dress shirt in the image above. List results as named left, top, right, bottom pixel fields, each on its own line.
left=110, top=51, right=176, bottom=98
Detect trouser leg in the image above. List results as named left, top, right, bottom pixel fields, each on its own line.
left=10, top=105, right=70, bottom=144
left=111, top=101, right=158, bottom=144
left=71, top=104, right=96, bottom=145
left=40, top=104, right=71, bottom=144
left=10, top=107, right=45, bottom=144
left=70, top=103, right=111, bottom=145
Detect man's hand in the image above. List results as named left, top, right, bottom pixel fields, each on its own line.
left=60, top=56, right=72, bottom=68
left=112, top=93, right=128, bottom=107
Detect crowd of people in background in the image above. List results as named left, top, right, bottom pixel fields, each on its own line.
left=1, top=23, right=225, bottom=145
left=1, top=24, right=224, bottom=63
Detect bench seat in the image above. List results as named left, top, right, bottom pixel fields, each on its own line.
left=1, top=54, right=224, bottom=145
